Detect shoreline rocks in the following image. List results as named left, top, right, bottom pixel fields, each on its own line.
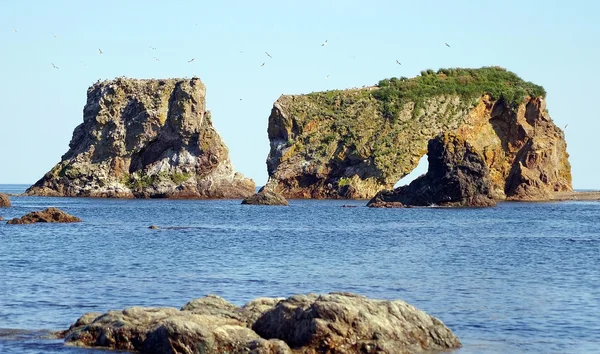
left=25, top=77, right=255, bottom=199
left=0, top=193, right=10, bottom=207
left=368, top=133, right=496, bottom=208
left=6, top=207, right=81, bottom=224
left=62, top=292, right=461, bottom=354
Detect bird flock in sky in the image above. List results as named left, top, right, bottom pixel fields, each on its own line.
left=9, top=29, right=452, bottom=80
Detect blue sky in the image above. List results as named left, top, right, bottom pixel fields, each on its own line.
left=0, top=0, right=598, bottom=189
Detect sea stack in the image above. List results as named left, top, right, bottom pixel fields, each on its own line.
left=264, top=67, right=572, bottom=200
left=26, top=78, right=255, bottom=198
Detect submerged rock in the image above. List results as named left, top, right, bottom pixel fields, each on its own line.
left=264, top=67, right=571, bottom=200
left=25, top=78, right=255, bottom=199
left=368, top=133, right=496, bottom=208
left=0, top=193, right=10, bottom=207
left=241, top=187, right=289, bottom=206
left=63, top=292, right=460, bottom=354
left=7, top=207, right=82, bottom=224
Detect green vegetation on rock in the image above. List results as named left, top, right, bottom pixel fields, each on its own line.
left=374, top=67, right=546, bottom=120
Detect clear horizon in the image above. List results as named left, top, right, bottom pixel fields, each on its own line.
left=1, top=1, right=599, bottom=188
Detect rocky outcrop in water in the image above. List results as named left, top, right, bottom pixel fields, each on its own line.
left=62, top=292, right=460, bottom=354
left=242, top=187, right=289, bottom=206
left=0, top=193, right=10, bottom=207
left=264, top=67, right=571, bottom=200
left=25, top=78, right=255, bottom=199
left=368, top=133, right=496, bottom=207
left=6, top=207, right=81, bottom=224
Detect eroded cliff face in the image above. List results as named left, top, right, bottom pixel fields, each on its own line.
left=26, top=78, right=255, bottom=198
left=265, top=68, right=571, bottom=200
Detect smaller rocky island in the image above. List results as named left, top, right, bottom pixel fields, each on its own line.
left=368, top=133, right=496, bottom=208
left=60, top=292, right=461, bottom=354
left=6, top=207, right=81, bottom=224
left=25, top=78, right=254, bottom=199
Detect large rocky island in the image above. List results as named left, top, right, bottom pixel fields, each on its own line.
left=26, top=78, right=255, bottom=198
left=264, top=67, right=572, bottom=200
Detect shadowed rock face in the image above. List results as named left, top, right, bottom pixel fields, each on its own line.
left=0, top=193, right=10, bottom=207
left=25, top=78, right=255, bottom=199
left=6, top=207, right=81, bottom=224
left=368, top=133, right=496, bottom=207
left=264, top=68, right=571, bottom=200
left=62, top=293, right=460, bottom=354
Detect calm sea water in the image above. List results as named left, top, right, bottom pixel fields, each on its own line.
left=0, top=184, right=599, bottom=354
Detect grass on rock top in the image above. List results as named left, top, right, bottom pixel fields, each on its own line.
left=373, top=66, right=546, bottom=120
left=306, top=66, right=546, bottom=121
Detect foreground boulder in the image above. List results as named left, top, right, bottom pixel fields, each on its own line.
left=264, top=67, right=571, bottom=200
left=25, top=77, right=255, bottom=199
left=62, top=293, right=460, bottom=354
left=0, top=193, right=10, bottom=207
left=7, top=207, right=81, bottom=224
left=368, top=133, right=496, bottom=208
left=242, top=187, right=289, bottom=206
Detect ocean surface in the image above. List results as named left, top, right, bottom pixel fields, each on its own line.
left=0, top=184, right=599, bottom=354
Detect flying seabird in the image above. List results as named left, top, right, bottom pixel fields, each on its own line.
left=51, top=63, right=59, bottom=69
left=396, top=60, right=401, bottom=65
left=154, top=57, right=160, bottom=61
left=188, top=58, right=195, bottom=63
left=12, top=28, right=17, bottom=33
left=98, top=48, right=103, bottom=54
left=564, top=124, right=568, bottom=129
left=321, top=40, right=328, bottom=47
left=52, top=33, right=57, bottom=38
left=261, top=62, right=265, bottom=67
left=149, top=46, right=156, bottom=50
left=265, top=51, right=272, bottom=58
left=445, top=42, right=451, bottom=48
left=325, top=74, right=330, bottom=79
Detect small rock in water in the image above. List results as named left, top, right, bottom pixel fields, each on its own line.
left=7, top=207, right=81, bottom=224
left=148, top=225, right=159, bottom=229
left=0, top=193, right=10, bottom=208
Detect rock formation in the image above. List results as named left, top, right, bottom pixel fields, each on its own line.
left=62, top=292, right=460, bottom=354
left=368, top=133, right=496, bottom=207
left=0, top=193, right=10, bottom=207
left=6, top=207, right=81, bottom=224
left=242, top=187, right=289, bottom=206
left=25, top=78, right=255, bottom=199
left=264, top=67, right=571, bottom=200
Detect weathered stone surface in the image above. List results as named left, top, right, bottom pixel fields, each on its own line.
left=181, top=295, right=284, bottom=327
left=242, top=187, right=289, bottom=206
left=264, top=67, right=571, bottom=200
left=368, top=133, right=496, bottom=208
left=64, top=306, right=291, bottom=353
left=253, top=292, right=461, bottom=353
left=25, top=78, right=255, bottom=199
left=63, top=293, right=459, bottom=354
left=7, top=207, right=81, bottom=224
left=0, top=193, right=10, bottom=207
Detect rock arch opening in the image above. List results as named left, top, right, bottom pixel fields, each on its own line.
left=394, top=155, right=428, bottom=189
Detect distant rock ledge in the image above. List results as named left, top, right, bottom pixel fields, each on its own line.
left=60, top=292, right=461, bottom=354
left=25, top=77, right=255, bottom=199
left=6, top=207, right=81, bottom=224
